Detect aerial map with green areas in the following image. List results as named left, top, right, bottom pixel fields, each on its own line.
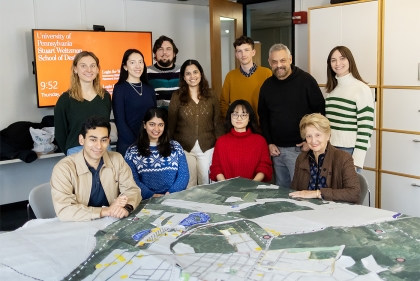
left=64, top=178, right=420, bottom=281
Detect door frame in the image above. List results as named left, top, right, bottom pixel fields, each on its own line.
left=209, top=0, right=243, bottom=97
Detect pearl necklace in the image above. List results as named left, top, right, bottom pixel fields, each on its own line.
left=128, top=81, right=142, bottom=96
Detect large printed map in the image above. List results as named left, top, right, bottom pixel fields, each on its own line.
left=64, top=178, right=420, bottom=281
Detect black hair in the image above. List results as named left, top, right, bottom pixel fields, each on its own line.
left=80, top=115, right=111, bottom=137
left=224, top=100, right=259, bottom=133
left=137, top=107, right=172, bottom=157
left=152, top=35, right=179, bottom=63
left=115, top=49, right=149, bottom=86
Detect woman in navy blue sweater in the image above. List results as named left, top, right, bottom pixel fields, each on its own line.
left=124, top=108, right=189, bottom=199
left=113, top=49, right=156, bottom=155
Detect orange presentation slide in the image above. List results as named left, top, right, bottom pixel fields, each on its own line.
left=33, top=30, right=152, bottom=107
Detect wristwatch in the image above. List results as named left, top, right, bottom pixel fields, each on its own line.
left=123, top=204, right=134, bottom=214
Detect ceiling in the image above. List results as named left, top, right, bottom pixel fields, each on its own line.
left=248, top=1, right=292, bottom=29
left=140, top=0, right=292, bottom=30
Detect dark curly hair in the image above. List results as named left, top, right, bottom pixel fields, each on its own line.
left=233, top=35, right=254, bottom=49
left=152, top=35, right=179, bottom=64
left=176, top=59, right=211, bottom=106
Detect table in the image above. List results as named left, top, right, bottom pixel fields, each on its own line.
left=1, top=178, right=419, bottom=280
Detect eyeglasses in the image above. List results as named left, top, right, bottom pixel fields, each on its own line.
left=231, top=112, right=249, bottom=119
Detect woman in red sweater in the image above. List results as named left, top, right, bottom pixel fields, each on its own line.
left=210, top=100, right=272, bottom=182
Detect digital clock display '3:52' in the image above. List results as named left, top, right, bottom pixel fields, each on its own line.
left=39, top=81, right=58, bottom=90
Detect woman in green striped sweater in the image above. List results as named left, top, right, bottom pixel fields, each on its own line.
left=325, top=46, right=374, bottom=171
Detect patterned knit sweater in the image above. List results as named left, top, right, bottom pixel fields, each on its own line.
left=168, top=92, right=224, bottom=152
left=124, top=140, right=189, bottom=199
left=209, top=128, right=272, bottom=182
left=325, top=73, right=374, bottom=168
left=147, top=64, right=181, bottom=108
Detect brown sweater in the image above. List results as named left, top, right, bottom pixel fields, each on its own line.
left=168, top=91, right=224, bottom=152
left=291, top=142, right=360, bottom=203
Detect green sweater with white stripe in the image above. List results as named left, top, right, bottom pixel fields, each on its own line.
left=325, top=73, right=374, bottom=168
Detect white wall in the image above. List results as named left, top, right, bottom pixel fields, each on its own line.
left=0, top=0, right=210, bottom=130
left=294, top=0, right=330, bottom=72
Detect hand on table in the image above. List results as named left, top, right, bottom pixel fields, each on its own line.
left=289, top=190, right=320, bottom=199
left=216, top=174, right=226, bottom=181
left=100, top=195, right=129, bottom=219
left=113, top=195, right=128, bottom=207
left=152, top=192, right=170, bottom=198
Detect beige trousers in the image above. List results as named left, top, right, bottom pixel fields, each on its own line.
left=184, top=140, right=214, bottom=188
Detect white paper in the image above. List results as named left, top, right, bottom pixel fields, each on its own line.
left=256, top=184, right=279, bottom=189
left=225, top=196, right=243, bottom=203
left=361, top=255, right=388, bottom=273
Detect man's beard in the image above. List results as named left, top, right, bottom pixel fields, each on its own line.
left=157, top=58, right=173, bottom=68
left=274, top=66, right=288, bottom=79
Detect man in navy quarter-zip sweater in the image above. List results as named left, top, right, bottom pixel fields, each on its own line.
left=258, top=43, right=325, bottom=189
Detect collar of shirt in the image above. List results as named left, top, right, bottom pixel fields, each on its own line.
left=85, top=157, right=104, bottom=173
left=240, top=63, right=257, bottom=77
left=308, top=149, right=327, bottom=190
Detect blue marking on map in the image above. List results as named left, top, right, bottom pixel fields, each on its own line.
left=179, top=212, right=210, bottom=227
left=132, top=229, right=151, bottom=241
left=392, top=213, right=402, bottom=219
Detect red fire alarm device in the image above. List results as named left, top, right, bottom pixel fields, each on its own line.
left=292, top=11, right=307, bottom=24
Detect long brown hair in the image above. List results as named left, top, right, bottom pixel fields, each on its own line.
left=325, top=46, right=367, bottom=93
left=68, top=51, right=105, bottom=101
left=176, top=59, right=211, bottom=105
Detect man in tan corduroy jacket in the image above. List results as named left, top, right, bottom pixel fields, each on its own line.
left=51, top=116, right=141, bottom=221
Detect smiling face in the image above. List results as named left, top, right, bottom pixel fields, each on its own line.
left=268, top=50, right=292, bottom=80
left=144, top=116, right=165, bottom=143
left=155, top=40, right=175, bottom=68
left=304, top=125, right=330, bottom=157
left=124, top=52, right=144, bottom=83
left=184, top=64, right=202, bottom=88
left=330, top=50, right=350, bottom=77
left=231, top=105, right=249, bottom=132
left=235, top=43, right=255, bottom=68
left=79, top=127, right=109, bottom=167
left=73, top=55, right=98, bottom=83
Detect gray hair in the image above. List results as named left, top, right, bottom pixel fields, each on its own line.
left=268, top=44, right=291, bottom=57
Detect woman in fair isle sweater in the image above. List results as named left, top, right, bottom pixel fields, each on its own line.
left=210, top=100, right=272, bottom=182
left=124, top=108, right=189, bottom=200
left=325, top=46, right=374, bottom=171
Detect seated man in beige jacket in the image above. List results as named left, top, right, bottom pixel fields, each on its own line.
left=51, top=116, right=141, bottom=221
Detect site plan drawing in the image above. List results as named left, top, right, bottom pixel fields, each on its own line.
left=64, top=178, right=420, bottom=281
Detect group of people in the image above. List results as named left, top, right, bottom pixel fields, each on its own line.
left=51, top=34, right=374, bottom=222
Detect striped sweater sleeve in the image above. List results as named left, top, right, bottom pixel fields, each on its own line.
left=353, top=87, right=374, bottom=167
left=325, top=84, right=374, bottom=168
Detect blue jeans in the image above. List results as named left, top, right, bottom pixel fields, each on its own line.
left=272, top=146, right=301, bottom=189
left=335, top=146, right=362, bottom=173
left=67, top=145, right=111, bottom=156
left=67, top=146, right=83, bottom=155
